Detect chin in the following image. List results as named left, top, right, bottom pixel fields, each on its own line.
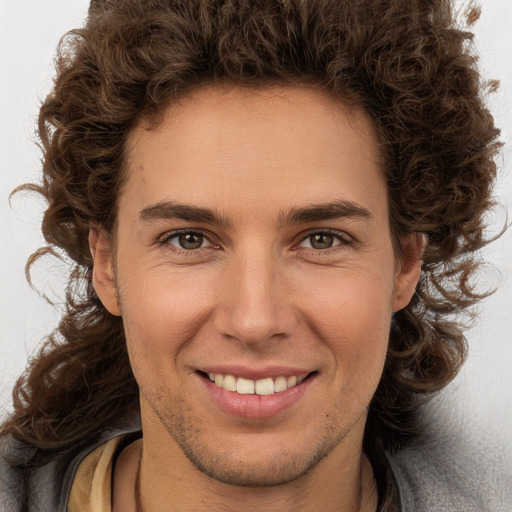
left=180, top=442, right=330, bottom=487
left=159, top=409, right=348, bottom=488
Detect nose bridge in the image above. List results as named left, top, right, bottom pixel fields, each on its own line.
left=215, top=244, right=295, bottom=346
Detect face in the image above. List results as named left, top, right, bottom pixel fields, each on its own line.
left=92, top=85, right=421, bottom=487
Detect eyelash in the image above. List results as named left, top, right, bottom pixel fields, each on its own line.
left=158, top=229, right=218, bottom=256
left=157, top=229, right=354, bottom=256
left=293, top=229, right=354, bottom=255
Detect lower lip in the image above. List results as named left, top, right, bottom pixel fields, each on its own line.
left=199, top=374, right=314, bottom=419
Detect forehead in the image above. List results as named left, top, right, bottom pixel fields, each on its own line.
left=121, top=85, right=388, bottom=225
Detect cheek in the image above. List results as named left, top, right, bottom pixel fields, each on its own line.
left=117, top=266, right=216, bottom=373
left=303, top=266, right=394, bottom=332
left=300, top=270, right=394, bottom=385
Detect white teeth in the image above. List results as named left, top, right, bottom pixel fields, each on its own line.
left=222, top=375, right=237, bottom=392
left=206, top=372, right=310, bottom=395
left=255, top=377, right=274, bottom=395
left=286, top=375, right=297, bottom=388
left=236, top=377, right=255, bottom=394
left=274, top=376, right=287, bottom=393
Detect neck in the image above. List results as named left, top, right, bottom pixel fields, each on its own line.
left=113, top=400, right=379, bottom=512
left=126, top=438, right=377, bottom=512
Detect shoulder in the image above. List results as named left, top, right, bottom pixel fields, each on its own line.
left=0, top=434, right=24, bottom=512
left=0, top=425, right=141, bottom=512
left=387, top=418, right=512, bottom=512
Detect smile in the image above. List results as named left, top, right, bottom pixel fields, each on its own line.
left=198, top=369, right=316, bottom=418
left=206, top=373, right=309, bottom=396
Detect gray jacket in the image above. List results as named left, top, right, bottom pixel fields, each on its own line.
left=1, top=421, right=510, bottom=512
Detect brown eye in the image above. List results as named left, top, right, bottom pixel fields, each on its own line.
left=309, top=233, right=335, bottom=249
left=170, top=232, right=206, bottom=250
left=298, top=231, right=348, bottom=251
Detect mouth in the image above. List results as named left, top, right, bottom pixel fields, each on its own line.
left=197, top=369, right=317, bottom=418
left=197, top=370, right=315, bottom=396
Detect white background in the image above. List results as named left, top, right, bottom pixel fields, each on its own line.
left=0, top=0, right=510, bottom=466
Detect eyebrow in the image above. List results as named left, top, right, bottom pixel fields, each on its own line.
left=138, top=199, right=372, bottom=227
left=279, top=200, right=373, bottom=227
left=139, top=201, right=231, bottom=226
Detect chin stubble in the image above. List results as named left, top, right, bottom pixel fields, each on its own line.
left=146, top=390, right=346, bottom=488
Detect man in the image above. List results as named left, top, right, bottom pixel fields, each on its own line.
left=0, top=1, right=504, bottom=511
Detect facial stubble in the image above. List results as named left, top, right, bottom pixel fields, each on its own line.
left=113, top=262, right=369, bottom=489
left=140, top=384, right=354, bottom=488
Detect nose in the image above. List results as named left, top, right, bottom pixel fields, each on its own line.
left=214, top=249, right=297, bottom=348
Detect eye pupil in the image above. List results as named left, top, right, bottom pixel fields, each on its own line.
left=311, top=233, right=334, bottom=249
left=179, top=233, right=203, bottom=249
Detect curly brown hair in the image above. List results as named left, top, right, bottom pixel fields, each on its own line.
left=2, top=0, right=501, bottom=461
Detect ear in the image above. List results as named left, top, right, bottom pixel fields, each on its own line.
left=392, top=232, right=425, bottom=312
left=89, top=225, right=121, bottom=316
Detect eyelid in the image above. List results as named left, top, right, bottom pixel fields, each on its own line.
left=294, top=229, right=354, bottom=250
left=156, top=228, right=354, bottom=254
left=158, top=229, right=220, bottom=250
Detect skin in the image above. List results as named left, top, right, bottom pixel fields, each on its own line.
left=90, top=85, right=423, bottom=511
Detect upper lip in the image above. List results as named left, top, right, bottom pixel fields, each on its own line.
left=198, top=365, right=314, bottom=380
